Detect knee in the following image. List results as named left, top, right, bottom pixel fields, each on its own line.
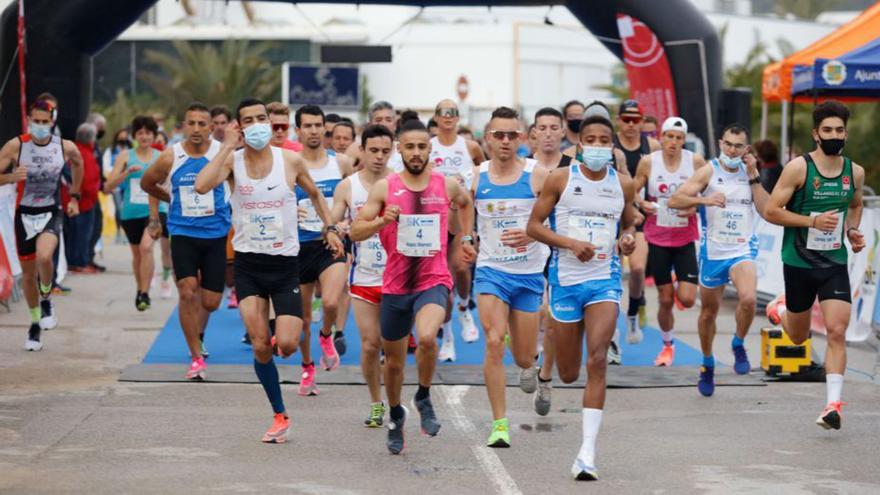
left=825, top=325, right=847, bottom=346
left=277, top=338, right=299, bottom=357
left=698, top=307, right=718, bottom=325
left=361, top=339, right=380, bottom=357
left=786, top=329, right=809, bottom=346
left=322, top=298, right=338, bottom=315
left=514, top=354, right=534, bottom=370
left=418, top=334, right=437, bottom=353
left=484, top=331, right=504, bottom=357
left=678, top=293, right=696, bottom=308
left=138, top=242, right=153, bottom=257
left=630, top=266, right=645, bottom=280
left=178, top=284, right=198, bottom=303
left=35, top=250, right=53, bottom=266
left=738, top=293, right=757, bottom=312
left=658, top=293, right=674, bottom=309
left=251, top=338, right=272, bottom=358
left=587, top=352, right=607, bottom=375
left=201, top=295, right=221, bottom=312
left=559, top=367, right=580, bottom=384
left=384, top=355, right=405, bottom=374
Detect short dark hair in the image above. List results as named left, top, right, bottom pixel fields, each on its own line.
left=398, top=118, right=429, bottom=136
left=535, top=107, right=564, bottom=124
left=490, top=106, right=519, bottom=121
left=325, top=113, right=342, bottom=124
left=399, top=110, right=421, bottom=126
left=562, top=100, right=585, bottom=117
left=578, top=115, right=614, bottom=134
left=235, top=98, right=266, bottom=121
left=332, top=121, right=356, bottom=139
left=36, top=92, right=57, bottom=105
left=427, top=118, right=438, bottom=129
left=210, top=105, right=232, bottom=120
left=361, top=124, right=394, bottom=147
left=644, top=115, right=658, bottom=125
left=813, top=100, right=850, bottom=129
left=29, top=99, right=55, bottom=116
left=186, top=101, right=211, bottom=116
left=720, top=123, right=750, bottom=142
left=753, top=139, right=779, bottom=164
left=295, top=104, right=325, bottom=127
left=131, top=115, right=158, bottom=136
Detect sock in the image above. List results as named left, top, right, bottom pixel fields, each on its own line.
left=538, top=375, right=552, bottom=383
left=662, top=329, right=674, bottom=345
left=732, top=335, right=744, bottom=348
left=162, top=267, right=171, bottom=281
left=335, top=330, right=344, bottom=338
left=415, top=385, right=430, bottom=401
left=254, top=359, right=285, bottom=415
left=493, top=417, right=508, bottom=428
left=826, top=373, right=844, bottom=404
left=39, top=282, right=52, bottom=297
left=390, top=404, right=404, bottom=421
left=442, top=321, right=453, bottom=345
left=29, top=306, right=40, bottom=323
left=459, top=296, right=470, bottom=310
left=702, top=355, right=715, bottom=368
left=578, top=408, right=603, bottom=465
left=627, top=297, right=641, bottom=317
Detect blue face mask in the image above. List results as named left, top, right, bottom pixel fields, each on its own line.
left=244, top=123, right=271, bottom=150
left=718, top=152, right=743, bottom=169
left=577, top=145, right=613, bottom=172
left=30, top=123, right=51, bottom=141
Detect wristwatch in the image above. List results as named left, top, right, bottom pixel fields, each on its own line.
left=70, top=192, right=81, bottom=200
left=324, top=225, right=341, bottom=236
left=460, top=235, right=474, bottom=245
left=748, top=177, right=761, bottom=185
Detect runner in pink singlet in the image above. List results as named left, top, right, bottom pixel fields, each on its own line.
left=351, top=119, right=474, bottom=455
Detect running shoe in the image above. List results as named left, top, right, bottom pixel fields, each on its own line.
left=412, top=395, right=441, bottom=436
left=407, top=334, right=417, bottom=354
left=298, top=363, right=319, bottom=396
left=519, top=366, right=538, bottom=394
left=136, top=292, right=151, bottom=312
left=387, top=405, right=408, bottom=454
left=459, top=307, right=479, bottom=343
left=241, top=332, right=251, bottom=345
left=364, top=401, right=386, bottom=428
left=334, top=330, right=347, bottom=357
left=319, top=333, right=340, bottom=371
left=626, top=315, right=643, bottom=344
left=607, top=341, right=622, bottom=365
left=816, top=401, right=846, bottom=430
left=766, top=294, right=786, bottom=326
left=534, top=379, right=552, bottom=416
left=185, top=357, right=207, bottom=380
left=732, top=344, right=750, bottom=375
left=25, top=323, right=43, bottom=351
left=654, top=344, right=675, bottom=367
left=697, top=366, right=715, bottom=397
left=571, top=457, right=599, bottom=481
left=487, top=418, right=510, bottom=448
left=52, top=283, right=71, bottom=296
left=261, top=413, right=290, bottom=443
left=39, top=298, right=57, bottom=330
left=160, top=280, right=174, bottom=300
left=311, top=297, right=323, bottom=323
left=227, top=289, right=238, bottom=309
left=438, top=338, right=456, bottom=362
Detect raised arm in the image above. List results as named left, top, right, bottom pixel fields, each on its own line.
left=104, top=150, right=132, bottom=193
left=668, top=164, right=713, bottom=210
left=141, top=148, right=173, bottom=203
left=292, top=153, right=343, bottom=254
left=743, top=150, right=770, bottom=217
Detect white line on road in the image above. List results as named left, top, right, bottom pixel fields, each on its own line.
left=437, top=385, right=523, bottom=495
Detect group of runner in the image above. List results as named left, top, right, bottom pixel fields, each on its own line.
left=2, top=93, right=865, bottom=481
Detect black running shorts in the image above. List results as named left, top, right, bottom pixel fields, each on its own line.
left=783, top=264, right=851, bottom=313
left=379, top=285, right=450, bottom=341
left=170, top=235, right=227, bottom=293
left=234, top=251, right=303, bottom=318
left=298, top=239, right=345, bottom=285
left=646, top=242, right=699, bottom=286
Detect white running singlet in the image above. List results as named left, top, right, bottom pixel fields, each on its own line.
left=349, top=171, right=386, bottom=287
left=700, top=159, right=758, bottom=260
left=430, top=135, right=475, bottom=188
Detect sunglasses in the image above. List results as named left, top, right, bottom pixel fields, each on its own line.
left=436, top=107, right=459, bottom=118
left=272, top=123, right=289, bottom=132
left=489, top=130, right=520, bottom=141
left=620, top=115, right=643, bottom=124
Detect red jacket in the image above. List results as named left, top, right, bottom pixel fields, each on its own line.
left=75, top=142, right=101, bottom=212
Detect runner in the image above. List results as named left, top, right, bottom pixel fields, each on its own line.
left=104, top=115, right=168, bottom=311
left=632, top=117, right=704, bottom=367
left=267, top=102, right=303, bottom=152
left=0, top=98, right=83, bottom=351
left=560, top=100, right=585, bottom=151
left=330, top=124, right=395, bottom=427
left=641, top=115, right=659, bottom=140
left=764, top=101, right=865, bottom=430
left=331, top=120, right=356, bottom=155
left=668, top=123, right=769, bottom=396
left=293, top=104, right=355, bottom=395
left=350, top=119, right=475, bottom=455
left=429, top=99, right=486, bottom=360
left=210, top=105, right=232, bottom=143
left=346, top=101, right=404, bottom=173
left=141, top=102, right=230, bottom=380
left=527, top=114, right=636, bottom=480
left=613, top=99, right=659, bottom=349
left=472, top=107, right=549, bottom=447
left=196, top=97, right=342, bottom=443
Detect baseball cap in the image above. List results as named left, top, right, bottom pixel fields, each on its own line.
left=661, top=117, right=688, bottom=135
left=618, top=99, right=642, bottom=116
left=583, top=100, right=611, bottom=120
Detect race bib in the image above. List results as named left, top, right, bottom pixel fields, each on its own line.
left=21, top=212, right=52, bottom=240
left=568, top=213, right=614, bottom=257
left=179, top=186, right=214, bottom=217
left=710, top=207, right=751, bottom=245
left=807, top=211, right=843, bottom=251
left=397, top=214, right=441, bottom=257
left=299, top=197, right=332, bottom=232
left=656, top=198, right=689, bottom=228
left=356, top=235, right=386, bottom=274
left=484, top=216, right=526, bottom=259
left=130, top=178, right=149, bottom=205
left=240, top=210, right=284, bottom=251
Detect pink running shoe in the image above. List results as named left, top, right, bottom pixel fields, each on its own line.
left=186, top=357, right=207, bottom=380
left=654, top=344, right=675, bottom=367
left=227, top=290, right=238, bottom=309
left=262, top=413, right=290, bottom=443
left=319, top=333, right=340, bottom=371
left=298, top=363, right=319, bottom=396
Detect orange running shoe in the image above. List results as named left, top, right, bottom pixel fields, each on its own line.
left=262, top=413, right=290, bottom=443
left=766, top=294, right=787, bottom=326
left=298, top=363, right=319, bottom=396
left=654, top=344, right=675, bottom=367
left=816, top=401, right=846, bottom=430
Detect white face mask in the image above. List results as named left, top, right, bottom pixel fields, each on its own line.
left=718, top=152, right=743, bottom=169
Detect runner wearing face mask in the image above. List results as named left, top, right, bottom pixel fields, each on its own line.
left=560, top=100, right=585, bottom=151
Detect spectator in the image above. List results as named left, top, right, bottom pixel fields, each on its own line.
left=85, top=112, right=108, bottom=272
left=66, top=123, right=101, bottom=273
left=753, top=139, right=782, bottom=193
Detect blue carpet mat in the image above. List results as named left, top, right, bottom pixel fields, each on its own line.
left=143, top=303, right=708, bottom=367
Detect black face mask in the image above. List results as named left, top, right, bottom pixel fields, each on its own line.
left=818, top=137, right=845, bottom=156
left=567, top=119, right=581, bottom=133
left=96, top=129, right=106, bottom=140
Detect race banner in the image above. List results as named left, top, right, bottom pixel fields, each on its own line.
left=617, top=14, right=678, bottom=124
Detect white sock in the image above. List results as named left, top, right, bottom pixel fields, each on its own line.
left=826, top=373, right=844, bottom=404
left=662, top=329, right=675, bottom=344
left=578, top=408, right=603, bottom=465
left=442, top=321, right=454, bottom=345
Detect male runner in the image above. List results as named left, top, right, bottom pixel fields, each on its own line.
left=331, top=121, right=356, bottom=155
left=633, top=117, right=705, bottom=367
left=561, top=100, right=585, bottom=151
left=527, top=114, right=636, bottom=480
left=430, top=99, right=486, bottom=359
left=293, top=104, right=354, bottom=395
left=473, top=107, right=549, bottom=447
left=210, top=105, right=232, bottom=142
left=346, top=101, right=404, bottom=172
left=613, top=99, right=659, bottom=346
left=268, top=102, right=303, bottom=152
left=669, top=124, right=769, bottom=396
left=0, top=98, right=83, bottom=351
left=141, top=102, right=230, bottom=380
left=641, top=115, right=659, bottom=140
left=764, top=101, right=865, bottom=429
left=351, top=119, right=475, bottom=455
left=196, top=97, right=342, bottom=443
left=331, top=124, right=394, bottom=427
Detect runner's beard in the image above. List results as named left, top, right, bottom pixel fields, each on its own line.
left=403, top=156, right=427, bottom=175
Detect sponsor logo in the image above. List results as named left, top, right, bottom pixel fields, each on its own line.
left=834, top=290, right=848, bottom=295
left=393, top=189, right=406, bottom=197
left=267, top=184, right=280, bottom=191
left=481, top=188, right=492, bottom=194
left=822, top=60, right=847, bottom=86
left=239, top=199, right=284, bottom=209
left=855, top=69, right=880, bottom=83
left=842, top=175, right=850, bottom=190
left=553, top=303, right=575, bottom=312
left=812, top=176, right=822, bottom=191
left=606, top=290, right=619, bottom=298
left=573, top=186, right=583, bottom=195
left=420, top=195, right=447, bottom=205
left=239, top=185, right=254, bottom=195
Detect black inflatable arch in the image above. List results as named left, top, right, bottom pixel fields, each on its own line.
left=0, top=0, right=720, bottom=153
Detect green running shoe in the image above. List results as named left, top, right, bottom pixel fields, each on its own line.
left=364, top=401, right=386, bottom=428
left=487, top=418, right=510, bottom=448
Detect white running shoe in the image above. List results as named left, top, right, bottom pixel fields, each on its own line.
left=459, top=308, right=479, bottom=343
left=39, top=299, right=57, bottom=330
left=438, top=338, right=456, bottom=362
left=606, top=341, right=621, bottom=365
left=25, top=323, right=43, bottom=351
left=160, top=280, right=174, bottom=300
left=626, top=315, right=643, bottom=344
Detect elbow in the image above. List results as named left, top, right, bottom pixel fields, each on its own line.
left=526, top=220, right=539, bottom=239
left=193, top=182, right=210, bottom=195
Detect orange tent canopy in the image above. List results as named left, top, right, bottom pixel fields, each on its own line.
left=762, top=2, right=880, bottom=102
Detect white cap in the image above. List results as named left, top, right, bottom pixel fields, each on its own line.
left=661, top=117, right=688, bottom=135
